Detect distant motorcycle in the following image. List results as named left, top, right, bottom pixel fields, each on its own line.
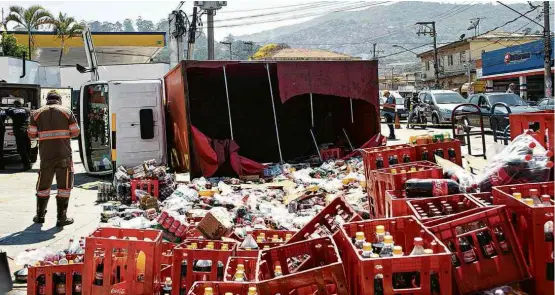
left=409, top=103, right=427, bottom=129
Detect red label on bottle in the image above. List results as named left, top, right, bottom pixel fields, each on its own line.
left=462, top=249, right=477, bottom=263
left=483, top=243, right=495, bottom=255
left=432, top=180, right=448, bottom=196
left=499, top=241, right=509, bottom=252
left=56, top=283, right=66, bottom=294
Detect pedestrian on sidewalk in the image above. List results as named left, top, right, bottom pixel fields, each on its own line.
left=382, top=90, right=396, bottom=139
left=7, top=100, right=31, bottom=171
left=27, top=90, right=80, bottom=226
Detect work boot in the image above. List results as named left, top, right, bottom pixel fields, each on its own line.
left=56, top=198, right=74, bottom=227
left=32, top=197, right=49, bottom=224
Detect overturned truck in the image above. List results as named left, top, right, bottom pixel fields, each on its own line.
left=165, top=60, right=380, bottom=178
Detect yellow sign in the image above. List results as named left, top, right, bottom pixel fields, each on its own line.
left=9, top=31, right=165, bottom=48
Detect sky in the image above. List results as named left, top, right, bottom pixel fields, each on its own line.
left=0, top=0, right=535, bottom=40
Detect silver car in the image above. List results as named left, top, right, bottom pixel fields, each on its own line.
left=418, top=90, right=466, bottom=127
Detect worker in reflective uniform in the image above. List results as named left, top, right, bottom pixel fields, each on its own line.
left=7, top=100, right=31, bottom=171
left=28, top=91, right=80, bottom=226
left=0, top=107, right=5, bottom=170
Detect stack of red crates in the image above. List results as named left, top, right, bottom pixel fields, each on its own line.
left=186, top=282, right=256, bottom=295
left=510, top=110, right=554, bottom=150
left=223, top=256, right=258, bottom=282
left=336, top=216, right=452, bottom=295
left=82, top=227, right=163, bottom=295
left=467, top=192, right=494, bottom=206
left=426, top=206, right=531, bottom=294
left=412, top=140, right=463, bottom=166
left=287, top=196, right=361, bottom=245
left=406, top=194, right=484, bottom=222
left=170, top=239, right=236, bottom=295
left=27, top=263, right=84, bottom=295
left=374, top=162, right=443, bottom=217
left=492, top=182, right=554, bottom=295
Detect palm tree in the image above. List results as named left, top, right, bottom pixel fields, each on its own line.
left=5, top=5, right=53, bottom=60
left=52, top=13, right=84, bottom=66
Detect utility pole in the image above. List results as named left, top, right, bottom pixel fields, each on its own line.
left=373, top=43, right=377, bottom=59
left=220, top=41, right=232, bottom=59
left=543, top=1, right=552, bottom=97
left=416, top=21, right=440, bottom=88
left=195, top=1, right=226, bottom=60
left=391, top=67, right=395, bottom=90
left=243, top=41, right=254, bottom=58
left=187, top=7, right=198, bottom=60
left=168, top=1, right=186, bottom=68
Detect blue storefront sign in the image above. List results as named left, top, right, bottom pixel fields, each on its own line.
left=482, top=38, right=554, bottom=77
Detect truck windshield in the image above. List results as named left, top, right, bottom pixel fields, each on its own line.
left=395, top=98, right=404, bottom=105
left=488, top=94, right=528, bottom=106
left=433, top=93, right=465, bottom=104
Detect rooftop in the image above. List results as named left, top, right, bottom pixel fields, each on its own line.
left=265, top=48, right=357, bottom=61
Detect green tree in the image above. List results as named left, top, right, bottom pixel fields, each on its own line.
left=52, top=12, right=84, bottom=65
left=114, top=21, right=123, bottom=32
left=123, top=19, right=135, bottom=32
left=5, top=5, right=53, bottom=59
left=136, top=16, right=155, bottom=32
left=0, top=32, right=29, bottom=58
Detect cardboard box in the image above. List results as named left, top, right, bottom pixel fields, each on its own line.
left=196, top=212, right=232, bottom=240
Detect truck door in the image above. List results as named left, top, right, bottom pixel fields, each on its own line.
left=108, top=80, right=166, bottom=168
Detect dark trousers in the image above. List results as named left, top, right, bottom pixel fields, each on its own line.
left=0, top=127, right=4, bottom=168
left=14, top=130, right=30, bottom=167
left=385, top=113, right=395, bottom=137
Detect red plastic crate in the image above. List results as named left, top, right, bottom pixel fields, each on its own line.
left=336, top=216, right=452, bottom=295
left=467, top=192, right=494, bottom=207
left=82, top=227, right=163, bottom=295
left=27, top=263, right=84, bottom=295
left=412, top=140, right=463, bottom=166
left=286, top=196, right=361, bottom=244
left=492, top=182, right=554, bottom=295
left=131, top=178, right=160, bottom=202
left=224, top=256, right=258, bottom=282
left=171, top=239, right=237, bottom=295
left=360, top=144, right=417, bottom=171
left=320, top=147, right=343, bottom=161
left=257, top=236, right=349, bottom=295
left=427, top=206, right=531, bottom=294
left=510, top=110, right=554, bottom=150
left=187, top=282, right=255, bottom=295
left=406, top=194, right=484, bottom=222
left=234, top=229, right=297, bottom=249
left=375, top=164, right=444, bottom=218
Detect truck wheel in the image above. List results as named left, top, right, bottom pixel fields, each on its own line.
left=30, top=146, right=38, bottom=163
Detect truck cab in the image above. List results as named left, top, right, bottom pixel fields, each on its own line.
left=79, top=80, right=167, bottom=175
left=0, top=83, right=40, bottom=163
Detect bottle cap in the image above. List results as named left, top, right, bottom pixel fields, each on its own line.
left=393, top=246, right=403, bottom=255
left=206, top=244, right=214, bottom=250
left=285, top=233, right=292, bottom=241
left=370, top=253, right=380, bottom=258
left=165, top=277, right=172, bottom=284
left=274, top=265, right=282, bottom=272
left=235, top=270, right=245, bottom=278
left=547, top=161, right=554, bottom=168
left=524, top=198, right=534, bottom=206
left=530, top=189, right=539, bottom=195
left=221, top=244, right=229, bottom=251
left=256, top=236, right=264, bottom=243
left=237, top=264, right=245, bottom=271
left=390, top=169, right=397, bottom=174
left=355, top=232, right=365, bottom=241
left=524, top=154, right=533, bottom=161
left=263, top=245, right=270, bottom=250
left=191, top=242, right=198, bottom=249
left=541, top=195, right=551, bottom=202
left=511, top=192, right=522, bottom=199
left=384, top=235, right=393, bottom=244
left=225, top=293, right=233, bottom=295
left=248, top=287, right=257, bottom=294
left=375, top=225, right=385, bottom=234
left=363, top=242, right=372, bottom=252
left=423, top=249, right=434, bottom=254
left=410, top=167, right=417, bottom=172
left=259, top=233, right=266, bottom=238
left=204, top=287, right=213, bottom=295
left=546, top=150, right=554, bottom=158
left=272, top=234, right=279, bottom=241
left=413, top=237, right=423, bottom=246
left=400, top=169, right=407, bottom=173
left=529, top=142, right=536, bottom=148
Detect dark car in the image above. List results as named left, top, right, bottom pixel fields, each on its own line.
left=459, top=92, right=541, bottom=130
left=536, top=98, right=554, bottom=110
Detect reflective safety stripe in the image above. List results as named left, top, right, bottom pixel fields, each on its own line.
left=37, top=189, right=50, bottom=197
left=58, top=189, right=71, bottom=198
left=38, top=130, right=70, bottom=140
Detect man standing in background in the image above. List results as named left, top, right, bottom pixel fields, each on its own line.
left=7, top=100, right=31, bottom=171
left=382, top=90, right=396, bottom=140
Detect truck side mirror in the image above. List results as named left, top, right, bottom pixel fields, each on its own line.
left=139, top=109, right=155, bottom=139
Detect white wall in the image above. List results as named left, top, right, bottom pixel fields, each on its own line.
left=59, top=63, right=170, bottom=89
left=0, top=57, right=40, bottom=84
left=38, top=66, right=61, bottom=87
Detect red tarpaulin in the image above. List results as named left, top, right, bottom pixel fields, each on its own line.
left=191, top=125, right=265, bottom=177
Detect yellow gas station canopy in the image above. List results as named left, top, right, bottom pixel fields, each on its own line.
left=8, top=31, right=166, bottom=66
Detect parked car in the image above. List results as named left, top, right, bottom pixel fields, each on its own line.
left=536, top=98, right=554, bottom=110
left=459, top=92, right=541, bottom=131
left=418, top=90, right=466, bottom=127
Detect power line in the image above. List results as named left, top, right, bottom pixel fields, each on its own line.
left=215, top=2, right=349, bottom=23
left=219, top=2, right=330, bottom=13
left=377, top=43, right=433, bottom=59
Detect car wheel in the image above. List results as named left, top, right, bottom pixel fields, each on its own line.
left=421, top=116, right=427, bottom=129
left=432, top=114, right=439, bottom=128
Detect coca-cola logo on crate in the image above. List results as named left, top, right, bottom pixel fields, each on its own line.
left=110, top=288, right=126, bottom=294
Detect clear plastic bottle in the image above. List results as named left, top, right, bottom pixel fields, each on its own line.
left=373, top=225, right=386, bottom=254
left=379, top=235, right=394, bottom=257
left=361, top=242, right=373, bottom=258
left=541, top=195, right=551, bottom=206
left=392, top=245, right=403, bottom=257
left=233, top=270, right=245, bottom=282
left=410, top=237, right=426, bottom=256
left=241, top=231, right=259, bottom=249
left=354, top=232, right=366, bottom=249
left=523, top=198, right=535, bottom=207
left=234, top=264, right=246, bottom=280
left=529, top=189, right=541, bottom=204
left=274, top=265, right=283, bottom=277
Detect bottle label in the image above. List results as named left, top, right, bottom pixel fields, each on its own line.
left=95, top=272, right=103, bottom=280
left=56, top=283, right=66, bottom=294
left=431, top=180, right=448, bottom=196
left=38, top=285, right=46, bottom=295
left=499, top=241, right=509, bottom=252
left=462, top=249, right=476, bottom=263
left=74, top=283, right=82, bottom=292
left=489, top=168, right=509, bottom=186
left=483, top=243, right=495, bottom=255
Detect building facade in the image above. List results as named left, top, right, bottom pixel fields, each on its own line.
left=480, top=37, right=554, bottom=101
left=417, top=32, right=541, bottom=90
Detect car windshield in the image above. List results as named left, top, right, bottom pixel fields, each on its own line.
left=433, top=93, right=465, bottom=104
left=395, top=98, right=404, bottom=105
left=488, top=94, right=528, bottom=106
